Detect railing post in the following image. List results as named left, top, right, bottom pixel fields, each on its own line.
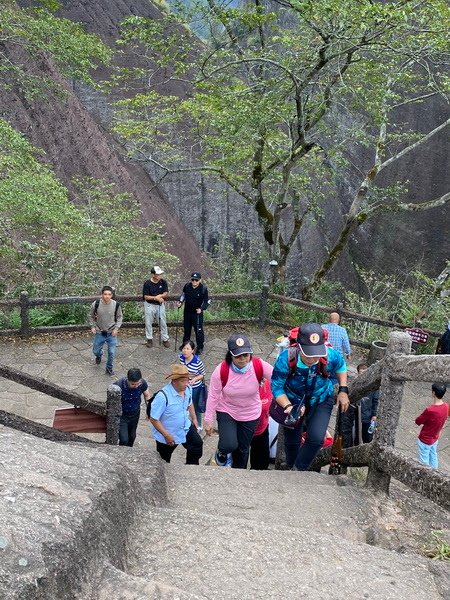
left=106, top=384, right=122, bottom=445
left=19, top=291, right=30, bottom=338
left=259, top=284, right=269, bottom=327
left=366, top=331, right=412, bottom=494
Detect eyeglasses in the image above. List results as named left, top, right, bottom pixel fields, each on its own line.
left=191, top=278, right=199, bottom=282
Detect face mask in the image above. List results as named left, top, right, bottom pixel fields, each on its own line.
left=231, top=361, right=251, bottom=374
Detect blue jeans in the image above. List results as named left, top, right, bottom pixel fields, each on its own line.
left=284, top=396, right=334, bottom=470
left=191, top=386, right=203, bottom=428
left=93, top=332, right=117, bottom=370
left=417, top=439, right=439, bottom=468
left=119, top=410, right=140, bottom=447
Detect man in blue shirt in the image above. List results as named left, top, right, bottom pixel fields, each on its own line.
left=271, top=323, right=349, bottom=470
left=322, top=312, right=351, bottom=360
left=114, top=368, right=151, bottom=447
left=149, top=364, right=203, bottom=464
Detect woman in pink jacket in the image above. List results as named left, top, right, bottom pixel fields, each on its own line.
left=204, top=333, right=273, bottom=469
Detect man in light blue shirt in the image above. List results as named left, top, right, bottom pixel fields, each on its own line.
left=149, top=364, right=203, bottom=464
left=322, top=312, right=351, bottom=359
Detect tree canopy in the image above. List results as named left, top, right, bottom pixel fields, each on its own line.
left=113, top=0, right=450, bottom=298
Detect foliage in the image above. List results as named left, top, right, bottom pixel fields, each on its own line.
left=112, top=0, right=450, bottom=295
left=0, top=0, right=111, bottom=96
left=424, top=531, right=450, bottom=561
left=0, top=121, right=178, bottom=299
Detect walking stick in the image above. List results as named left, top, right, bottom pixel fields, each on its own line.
left=329, top=405, right=344, bottom=475
left=158, top=304, right=162, bottom=346
left=174, top=306, right=180, bottom=350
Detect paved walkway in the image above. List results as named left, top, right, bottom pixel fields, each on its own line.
left=0, top=326, right=448, bottom=471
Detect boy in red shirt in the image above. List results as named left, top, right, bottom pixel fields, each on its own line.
left=415, top=383, right=448, bottom=468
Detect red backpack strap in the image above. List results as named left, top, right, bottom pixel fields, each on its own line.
left=252, top=357, right=264, bottom=383
left=220, top=361, right=230, bottom=388
left=287, top=345, right=298, bottom=377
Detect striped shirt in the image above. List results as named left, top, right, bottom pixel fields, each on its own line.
left=321, top=323, right=351, bottom=357
left=178, top=354, right=206, bottom=388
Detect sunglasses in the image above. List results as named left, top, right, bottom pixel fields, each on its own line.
left=191, top=278, right=200, bottom=282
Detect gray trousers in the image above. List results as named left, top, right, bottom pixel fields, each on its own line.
left=144, top=302, right=169, bottom=341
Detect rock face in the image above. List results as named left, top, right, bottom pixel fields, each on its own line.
left=0, top=425, right=165, bottom=600
left=9, top=0, right=450, bottom=288
left=1, top=425, right=449, bottom=600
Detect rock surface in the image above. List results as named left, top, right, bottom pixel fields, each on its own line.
left=1, top=425, right=449, bottom=600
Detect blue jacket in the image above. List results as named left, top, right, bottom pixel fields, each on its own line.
left=271, top=347, right=346, bottom=407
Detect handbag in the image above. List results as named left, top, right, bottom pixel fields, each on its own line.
left=269, top=398, right=304, bottom=428
left=197, top=383, right=208, bottom=413
left=269, top=362, right=320, bottom=428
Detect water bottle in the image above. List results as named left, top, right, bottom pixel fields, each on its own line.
left=368, top=420, right=376, bottom=435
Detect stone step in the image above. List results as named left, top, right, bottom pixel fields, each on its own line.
left=124, top=505, right=445, bottom=600
left=164, top=464, right=370, bottom=541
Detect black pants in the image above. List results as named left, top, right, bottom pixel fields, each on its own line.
left=155, top=424, right=203, bottom=465
left=183, top=311, right=204, bottom=351
left=216, top=411, right=259, bottom=469
left=250, top=426, right=270, bottom=470
left=119, top=411, right=140, bottom=447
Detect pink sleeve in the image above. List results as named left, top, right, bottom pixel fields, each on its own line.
left=262, top=360, right=273, bottom=381
left=204, top=364, right=222, bottom=423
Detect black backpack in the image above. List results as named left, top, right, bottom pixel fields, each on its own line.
left=93, top=298, right=121, bottom=322
left=146, top=390, right=168, bottom=418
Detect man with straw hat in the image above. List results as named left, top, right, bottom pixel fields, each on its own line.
left=148, top=364, right=203, bottom=464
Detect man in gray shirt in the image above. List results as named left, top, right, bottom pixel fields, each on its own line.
left=89, top=286, right=123, bottom=376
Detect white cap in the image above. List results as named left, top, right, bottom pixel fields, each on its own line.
left=152, top=266, right=164, bottom=275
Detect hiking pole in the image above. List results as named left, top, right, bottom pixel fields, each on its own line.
left=328, top=405, right=343, bottom=475
left=158, top=304, right=162, bottom=347
left=174, top=306, right=180, bottom=351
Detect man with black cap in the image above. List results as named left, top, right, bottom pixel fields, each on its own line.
left=271, top=323, right=349, bottom=471
left=142, top=266, right=170, bottom=348
left=177, top=272, right=209, bottom=355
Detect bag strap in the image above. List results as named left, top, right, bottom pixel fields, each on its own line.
left=252, top=357, right=264, bottom=383
left=220, top=357, right=264, bottom=389
left=93, top=298, right=120, bottom=322
left=220, top=361, right=229, bottom=388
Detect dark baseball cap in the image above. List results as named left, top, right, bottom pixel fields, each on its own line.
left=191, top=272, right=201, bottom=279
left=227, top=333, right=253, bottom=356
left=297, top=323, right=327, bottom=357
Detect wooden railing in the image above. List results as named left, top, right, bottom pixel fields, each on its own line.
left=312, top=332, right=450, bottom=511
left=0, top=287, right=441, bottom=346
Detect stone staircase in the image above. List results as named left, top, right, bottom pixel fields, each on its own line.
left=1, top=425, right=449, bottom=600
left=99, top=466, right=450, bottom=600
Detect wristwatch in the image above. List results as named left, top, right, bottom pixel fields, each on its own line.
left=338, top=386, right=349, bottom=394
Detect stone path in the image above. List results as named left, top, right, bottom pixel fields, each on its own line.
left=0, top=326, right=449, bottom=471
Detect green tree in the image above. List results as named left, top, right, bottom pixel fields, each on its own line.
left=112, top=0, right=450, bottom=298
left=0, top=120, right=178, bottom=297
left=0, top=0, right=111, bottom=96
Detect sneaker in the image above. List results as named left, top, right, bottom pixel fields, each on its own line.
left=225, top=454, right=233, bottom=467
left=163, top=340, right=170, bottom=348
left=95, top=354, right=102, bottom=365
left=214, top=450, right=228, bottom=467
left=145, top=339, right=153, bottom=348
left=197, top=348, right=203, bottom=356
left=105, top=367, right=114, bottom=376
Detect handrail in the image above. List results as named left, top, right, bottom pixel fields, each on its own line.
left=0, top=289, right=441, bottom=344
left=311, top=331, right=450, bottom=511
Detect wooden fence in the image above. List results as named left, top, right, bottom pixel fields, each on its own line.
left=0, top=287, right=441, bottom=346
